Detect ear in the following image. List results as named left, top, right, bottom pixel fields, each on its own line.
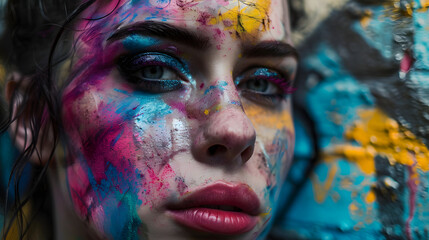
left=5, top=72, right=53, bottom=166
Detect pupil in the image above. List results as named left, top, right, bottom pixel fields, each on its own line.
left=142, top=66, right=163, bottom=79
left=248, top=79, right=268, bottom=92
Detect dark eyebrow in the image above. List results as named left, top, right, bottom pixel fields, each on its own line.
left=242, top=41, right=299, bottom=59
left=107, top=21, right=210, bottom=49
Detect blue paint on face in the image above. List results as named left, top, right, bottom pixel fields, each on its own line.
left=75, top=150, right=144, bottom=240
left=230, top=100, right=242, bottom=107
left=114, top=88, right=130, bottom=95
left=258, top=130, right=290, bottom=240
left=122, top=52, right=193, bottom=81
left=130, top=0, right=145, bottom=6
left=130, top=0, right=170, bottom=7
left=111, top=127, right=125, bottom=148
left=100, top=162, right=144, bottom=240
left=155, top=0, right=170, bottom=4
left=123, top=35, right=161, bottom=52
left=113, top=89, right=172, bottom=126
left=129, top=13, right=139, bottom=23
left=254, top=68, right=280, bottom=77
left=119, top=12, right=132, bottom=23
left=204, top=81, right=228, bottom=95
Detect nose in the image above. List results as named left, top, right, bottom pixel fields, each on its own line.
left=192, top=105, right=256, bottom=167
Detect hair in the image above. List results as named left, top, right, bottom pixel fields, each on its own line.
left=0, top=0, right=102, bottom=239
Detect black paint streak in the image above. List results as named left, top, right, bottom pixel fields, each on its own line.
left=373, top=155, right=406, bottom=239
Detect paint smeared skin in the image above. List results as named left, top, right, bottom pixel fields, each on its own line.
left=256, top=130, right=293, bottom=240
left=208, top=0, right=272, bottom=40
left=62, top=9, right=180, bottom=239
left=57, top=0, right=295, bottom=239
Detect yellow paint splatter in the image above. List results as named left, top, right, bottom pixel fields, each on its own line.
left=416, top=0, right=429, bottom=12
left=260, top=208, right=271, bottom=217
left=383, top=0, right=413, bottom=18
left=244, top=104, right=292, bottom=130
left=334, top=108, right=429, bottom=174
left=365, top=191, right=376, bottom=203
left=349, top=203, right=359, bottom=212
left=360, top=10, right=373, bottom=28
left=203, top=105, right=222, bottom=116
left=209, top=0, right=271, bottom=39
left=310, top=164, right=338, bottom=203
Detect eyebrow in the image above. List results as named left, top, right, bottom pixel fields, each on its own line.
left=107, top=21, right=210, bottom=49
left=242, top=41, right=299, bottom=59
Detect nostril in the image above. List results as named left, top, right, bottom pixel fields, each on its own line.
left=241, top=146, right=254, bottom=162
left=207, top=144, right=228, bottom=156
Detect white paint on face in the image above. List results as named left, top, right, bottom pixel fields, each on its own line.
left=56, top=0, right=297, bottom=239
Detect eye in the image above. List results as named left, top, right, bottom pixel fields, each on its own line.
left=117, top=52, right=190, bottom=93
left=236, top=67, right=295, bottom=106
left=245, top=78, right=275, bottom=94
left=139, top=65, right=177, bottom=80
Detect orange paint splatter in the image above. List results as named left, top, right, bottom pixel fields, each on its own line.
left=332, top=108, right=429, bottom=174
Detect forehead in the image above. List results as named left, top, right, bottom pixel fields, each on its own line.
left=86, top=0, right=290, bottom=43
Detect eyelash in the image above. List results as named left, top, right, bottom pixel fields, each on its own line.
left=117, top=52, right=189, bottom=93
left=116, top=52, right=295, bottom=106
left=235, top=68, right=295, bottom=106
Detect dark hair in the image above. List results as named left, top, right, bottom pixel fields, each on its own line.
left=0, top=1, right=100, bottom=239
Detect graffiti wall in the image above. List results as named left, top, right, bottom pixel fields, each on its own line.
left=274, top=0, right=429, bottom=239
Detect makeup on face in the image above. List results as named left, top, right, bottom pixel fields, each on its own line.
left=58, top=0, right=297, bottom=239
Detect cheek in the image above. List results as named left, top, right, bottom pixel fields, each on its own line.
left=62, top=87, right=181, bottom=236
left=244, top=102, right=295, bottom=185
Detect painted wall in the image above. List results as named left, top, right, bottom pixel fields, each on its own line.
left=273, top=0, right=429, bottom=239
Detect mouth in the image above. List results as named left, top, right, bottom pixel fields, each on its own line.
left=166, top=182, right=261, bottom=235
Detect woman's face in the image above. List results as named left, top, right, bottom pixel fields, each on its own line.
left=59, top=0, right=296, bottom=239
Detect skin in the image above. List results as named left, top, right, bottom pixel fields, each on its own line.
left=50, top=0, right=297, bottom=239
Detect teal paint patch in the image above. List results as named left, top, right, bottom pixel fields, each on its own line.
left=113, top=89, right=172, bottom=127
left=101, top=163, right=144, bottom=240
left=414, top=0, right=427, bottom=8
left=293, top=116, right=314, bottom=159
left=204, top=81, right=228, bottom=95
left=352, top=7, right=395, bottom=60
left=123, top=35, right=161, bottom=52
left=413, top=9, right=429, bottom=70
left=277, top=43, right=382, bottom=238
left=303, top=43, right=343, bottom=80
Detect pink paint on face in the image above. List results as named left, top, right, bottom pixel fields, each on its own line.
left=56, top=0, right=297, bottom=239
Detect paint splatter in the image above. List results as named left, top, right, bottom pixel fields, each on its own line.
left=208, top=0, right=272, bottom=39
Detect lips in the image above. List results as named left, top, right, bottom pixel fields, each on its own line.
left=167, top=182, right=261, bottom=235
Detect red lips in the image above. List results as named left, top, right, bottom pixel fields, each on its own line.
left=167, top=182, right=261, bottom=235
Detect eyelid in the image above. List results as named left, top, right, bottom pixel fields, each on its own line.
left=118, top=52, right=184, bottom=70
left=117, top=52, right=192, bottom=81
left=240, top=90, right=284, bottom=107
left=236, top=66, right=289, bottom=81
left=235, top=67, right=295, bottom=94
left=115, top=52, right=194, bottom=93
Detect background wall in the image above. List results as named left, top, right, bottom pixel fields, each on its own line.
left=272, top=0, right=429, bottom=239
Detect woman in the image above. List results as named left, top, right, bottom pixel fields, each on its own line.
left=1, top=0, right=297, bottom=239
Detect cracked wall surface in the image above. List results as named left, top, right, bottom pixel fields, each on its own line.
left=273, top=1, right=429, bottom=239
